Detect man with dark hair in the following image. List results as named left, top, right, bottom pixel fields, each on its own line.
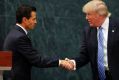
left=16, top=5, right=36, bottom=24
left=3, top=5, right=74, bottom=80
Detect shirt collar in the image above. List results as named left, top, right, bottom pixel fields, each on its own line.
left=16, top=23, right=28, bottom=35
left=101, top=17, right=109, bottom=30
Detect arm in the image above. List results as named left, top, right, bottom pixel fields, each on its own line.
left=61, top=28, right=90, bottom=70
left=16, top=35, right=59, bottom=68
left=74, top=27, right=90, bottom=68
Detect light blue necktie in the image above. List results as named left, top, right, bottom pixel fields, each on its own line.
left=97, top=27, right=106, bottom=80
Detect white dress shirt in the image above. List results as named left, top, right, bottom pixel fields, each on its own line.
left=16, top=23, right=28, bottom=35
left=97, top=17, right=109, bottom=69
left=72, top=17, right=109, bottom=70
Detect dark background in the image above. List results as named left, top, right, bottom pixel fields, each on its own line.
left=0, top=0, right=118, bottom=80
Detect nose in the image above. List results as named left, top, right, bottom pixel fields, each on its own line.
left=86, top=15, right=88, bottom=20
left=35, top=20, right=37, bottom=24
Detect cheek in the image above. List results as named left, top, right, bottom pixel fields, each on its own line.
left=31, top=20, right=35, bottom=24
left=91, top=17, right=97, bottom=22
left=88, top=16, right=94, bottom=21
left=29, top=21, right=34, bottom=26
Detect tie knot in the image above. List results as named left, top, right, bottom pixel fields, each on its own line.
left=98, top=26, right=103, bottom=32
left=99, top=26, right=103, bottom=29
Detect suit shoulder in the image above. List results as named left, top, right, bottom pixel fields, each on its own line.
left=4, top=28, right=27, bottom=45
left=110, top=17, right=119, bottom=26
left=8, top=28, right=26, bottom=39
left=3, top=28, right=27, bottom=50
left=83, top=26, right=92, bottom=34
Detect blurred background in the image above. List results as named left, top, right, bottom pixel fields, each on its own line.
left=0, top=0, right=118, bottom=80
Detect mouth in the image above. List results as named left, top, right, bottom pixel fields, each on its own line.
left=88, top=21, right=93, bottom=26
left=87, top=20, right=91, bottom=23
left=87, top=19, right=93, bottom=26
left=88, top=21, right=92, bottom=25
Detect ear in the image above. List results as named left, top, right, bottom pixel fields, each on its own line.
left=22, top=17, right=27, bottom=23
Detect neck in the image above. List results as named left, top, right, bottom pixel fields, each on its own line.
left=17, top=23, right=27, bottom=30
left=98, top=16, right=106, bottom=27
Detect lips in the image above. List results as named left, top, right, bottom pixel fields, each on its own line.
left=88, top=21, right=91, bottom=24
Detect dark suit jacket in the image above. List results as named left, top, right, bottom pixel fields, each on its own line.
left=3, top=25, right=59, bottom=80
left=75, top=17, right=119, bottom=80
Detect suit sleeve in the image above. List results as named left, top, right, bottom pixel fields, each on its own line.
left=74, top=28, right=90, bottom=68
left=16, top=35, right=59, bottom=68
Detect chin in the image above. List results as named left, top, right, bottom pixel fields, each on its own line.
left=31, top=27, right=35, bottom=29
left=31, top=28, right=34, bottom=30
left=91, top=26, right=98, bottom=28
left=89, top=24, right=93, bottom=27
left=90, top=25, right=96, bottom=28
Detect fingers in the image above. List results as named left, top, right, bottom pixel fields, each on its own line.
left=65, top=58, right=70, bottom=61
left=59, top=60, right=74, bottom=71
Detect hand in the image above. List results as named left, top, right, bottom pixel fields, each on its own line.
left=59, top=59, right=74, bottom=71
left=65, top=58, right=76, bottom=70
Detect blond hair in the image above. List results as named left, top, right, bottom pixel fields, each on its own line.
left=83, top=0, right=111, bottom=17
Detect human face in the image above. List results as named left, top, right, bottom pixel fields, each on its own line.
left=25, top=11, right=37, bottom=30
left=85, top=11, right=102, bottom=28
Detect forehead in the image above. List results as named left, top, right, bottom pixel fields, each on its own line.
left=30, top=11, right=36, bottom=17
left=85, top=11, right=97, bottom=15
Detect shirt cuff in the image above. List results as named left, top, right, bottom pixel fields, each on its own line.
left=59, top=59, right=61, bottom=66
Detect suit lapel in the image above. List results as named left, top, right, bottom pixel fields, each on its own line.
left=14, top=25, right=31, bottom=41
left=108, top=18, right=116, bottom=49
left=93, top=28, right=98, bottom=50
left=93, top=28, right=98, bottom=61
left=89, top=28, right=98, bottom=65
left=14, top=25, right=26, bottom=35
left=90, top=28, right=98, bottom=53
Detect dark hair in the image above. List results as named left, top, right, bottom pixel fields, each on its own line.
left=16, top=4, right=36, bottom=23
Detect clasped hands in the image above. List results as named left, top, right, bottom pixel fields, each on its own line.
left=59, top=58, right=75, bottom=71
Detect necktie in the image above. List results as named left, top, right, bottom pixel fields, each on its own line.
left=97, top=27, right=106, bottom=80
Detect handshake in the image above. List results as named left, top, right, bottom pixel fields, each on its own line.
left=59, top=58, right=76, bottom=71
